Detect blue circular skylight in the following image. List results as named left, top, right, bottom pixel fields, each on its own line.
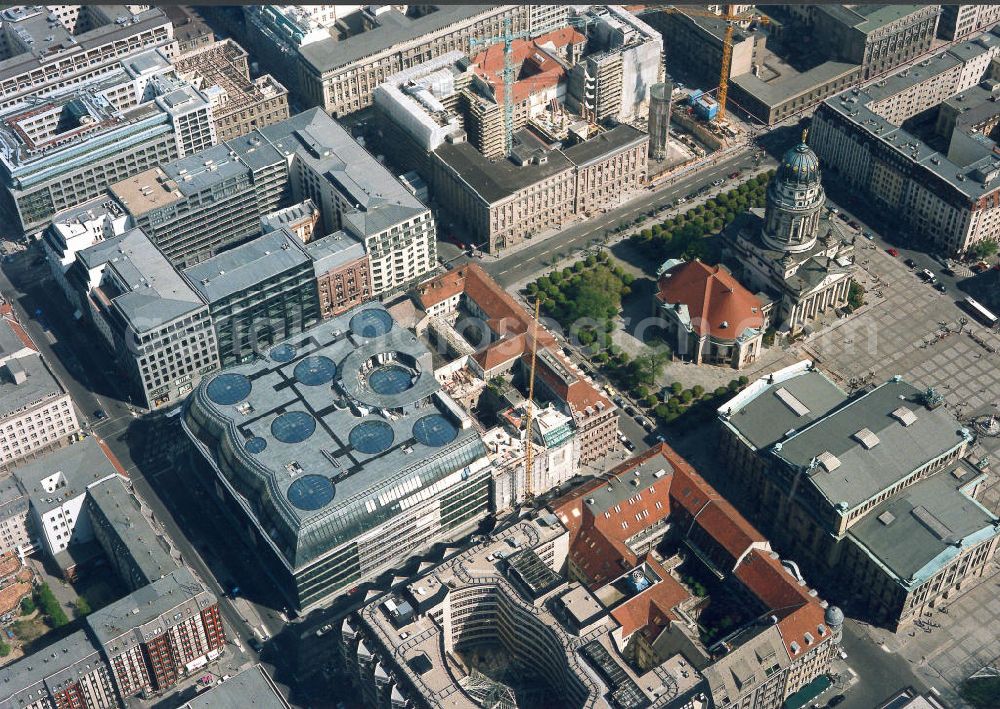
left=294, top=355, right=337, bottom=386
left=287, top=475, right=335, bottom=511
left=270, top=343, right=297, bottom=363
left=413, top=414, right=458, bottom=447
left=350, top=309, right=393, bottom=338
left=245, top=437, right=267, bottom=454
left=271, top=411, right=317, bottom=444
left=207, top=373, right=252, bottom=406
left=368, top=365, right=414, bottom=395
left=350, top=420, right=395, bottom=455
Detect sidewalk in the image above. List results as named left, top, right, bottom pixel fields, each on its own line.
left=505, top=159, right=775, bottom=295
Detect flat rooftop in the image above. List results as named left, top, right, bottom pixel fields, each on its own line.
left=184, top=228, right=311, bottom=305
left=298, top=6, right=501, bottom=74
left=849, top=464, right=999, bottom=586
left=13, top=437, right=120, bottom=516
left=186, top=303, right=485, bottom=569
left=722, top=362, right=848, bottom=451
left=562, top=124, right=647, bottom=167
left=775, top=380, right=968, bottom=510
left=181, top=664, right=290, bottom=709
left=86, top=475, right=178, bottom=585
left=0, top=354, right=64, bottom=420
left=86, top=567, right=216, bottom=648
left=305, top=231, right=366, bottom=275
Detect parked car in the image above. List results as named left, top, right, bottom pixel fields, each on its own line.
left=826, top=695, right=846, bottom=707
left=934, top=282, right=947, bottom=293
left=886, top=247, right=898, bottom=256
left=712, top=178, right=724, bottom=187
left=863, top=230, right=874, bottom=240
left=918, top=269, right=936, bottom=282
left=728, top=171, right=741, bottom=179
left=248, top=637, right=263, bottom=653
left=93, top=409, right=107, bottom=420
left=624, top=406, right=636, bottom=417
left=904, top=258, right=917, bottom=269
left=677, top=197, right=687, bottom=204
left=849, top=220, right=860, bottom=229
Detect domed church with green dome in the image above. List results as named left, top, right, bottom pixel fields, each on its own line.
left=723, top=134, right=858, bottom=337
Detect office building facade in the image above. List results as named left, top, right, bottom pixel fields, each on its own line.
left=67, top=228, right=219, bottom=409
left=184, top=228, right=321, bottom=367
left=0, top=355, right=79, bottom=468
left=810, top=32, right=1000, bottom=255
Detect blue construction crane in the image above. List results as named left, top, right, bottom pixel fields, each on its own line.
left=469, top=18, right=531, bottom=157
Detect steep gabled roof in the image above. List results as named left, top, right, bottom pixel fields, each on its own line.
left=657, top=261, right=763, bottom=339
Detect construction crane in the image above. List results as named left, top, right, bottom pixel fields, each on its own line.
left=469, top=18, right=530, bottom=157
left=654, top=5, right=770, bottom=123
left=523, top=297, right=540, bottom=502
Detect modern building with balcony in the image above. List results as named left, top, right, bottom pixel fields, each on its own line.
left=184, top=228, right=321, bottom=367
left=181, top=302, right=492, bottom=612
left=0, top=5, right=175, bottom=112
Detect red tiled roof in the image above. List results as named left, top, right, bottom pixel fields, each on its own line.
left=554, top=443, right=830, bottom=658
left=417, top=269, right=466, bottom=309
left=471, top=29, right=571, bottom=105
left=529, top=349, right=611, bottom=420
left=538, top=26, right=587, bottom=49
left=472, top=333, right=527, bottom=372
left=656, top=261, right=763, bottom=339
left=2, top=316, right=36, bottom=352
left=611, top=558, right=690, bottom=639
left=735, top=550, right=828, bottom=656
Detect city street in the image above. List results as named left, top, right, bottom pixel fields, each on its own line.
left=481, top=150, right=773, bottom=289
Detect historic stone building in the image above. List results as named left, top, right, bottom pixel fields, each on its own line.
left=724, top=139, right=856, bottom=336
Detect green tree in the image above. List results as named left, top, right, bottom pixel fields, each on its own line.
left=655, top=404, right=670, bottom=419
left=681, top=389, right=694, bottom=404
left=644, top=395, right=659, bottom=408
left=847, top=282, right=865, bottom=310
left=960, top=677, right=1000, bottom=709
left=973, top=239, right=999, bottom=259
left=35, top=583, right=69, bottom=628
left=738, top=375, right=749, bottom=387
left=20, top=596, right=35, bottom=616
left=74, top=597, right=91, bottom=618
left=670, top=381, right=683, bottom=395
left=692, top=385, right=705, bottom=399
left=714, top=386, right=729, bottom=397
left=0, top=640, right=9, bottom=657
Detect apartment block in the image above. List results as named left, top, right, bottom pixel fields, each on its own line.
left=87, top=475, right=179, bottom=592
left=12, top=436, right=123, bottom=559
left=260, top=199, right=321, bottom=244
left=718, top=361, right=1000, bottom=630
left=87, top=568, right=226, bottom=699
left=431, top=124, right=647, bottom=252
left=110, top=139, right=289, bottom=268
left=0, top=355, right=79, bottom=468
left=811, top=31, right=1000, bottom=254
left=0, top=629, right=119, bottom=709
left=0, top=42, right=238, bottom=237
left=174, top=39, right=290, bottom=143
left=0, top=5, right=176, bottom=112
left=180, top=664, right=291, bottom=709
left=44, top=197, right=132, bottom=311
left=67, top=228, right=219, bottom=409
left=184, top=228, right=321, bottom=367
left=111, top=109, right=435, bottom=295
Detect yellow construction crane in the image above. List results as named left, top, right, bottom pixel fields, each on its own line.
left=654, top=5, right=769, bottom=123
left=524, top=297, right=540, bottom=502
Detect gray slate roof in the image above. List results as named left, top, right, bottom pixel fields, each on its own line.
left=79, top=228, right=205, bottom=332
left=0, top=629, right=104, bottom=706
left=184, top=228, right=311, bottom=305
left=775, top=381, right=969, bottom=509
left=87, top=567, right=216, bottom=650
left=13, top=437, right=121, bottom=515
left=849, top=464, right=999, bottom=585
left=0, top=354, right=63, bottom=420
left=182, top=664, right=289, bottom=709
left=724, top=369, right=847, bottom=451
